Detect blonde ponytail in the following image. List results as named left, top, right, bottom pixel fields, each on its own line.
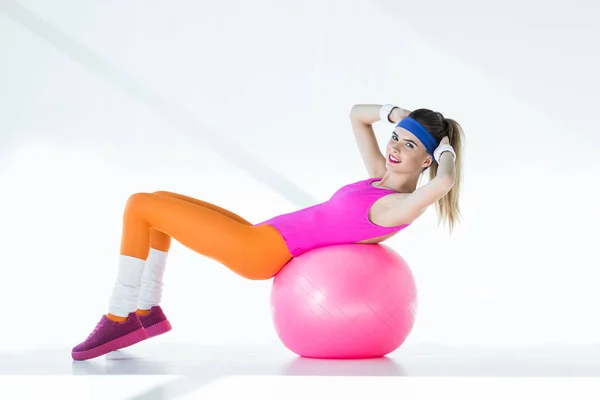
left=428, top=118, right=465, bottom=233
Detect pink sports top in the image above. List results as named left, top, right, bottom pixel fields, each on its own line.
left=256, top=178, right=410, bottom=257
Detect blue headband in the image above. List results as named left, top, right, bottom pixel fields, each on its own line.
left=396, top=117, right=437, bottom=157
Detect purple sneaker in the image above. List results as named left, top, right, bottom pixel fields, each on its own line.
left=71, top=312, right=148, bottom=361
left=138, top=306, right=172, bottom=338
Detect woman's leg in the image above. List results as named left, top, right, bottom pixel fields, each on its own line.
left=112, top=191, right=290, bottom=315
left=149, top=190, right=253, bottom=251
left=138, top=191, right=254, bottom=314
left=72, top=192, right=291, bottom=361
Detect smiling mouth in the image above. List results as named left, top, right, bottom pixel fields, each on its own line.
left=388, top=154, right=401, bottom=164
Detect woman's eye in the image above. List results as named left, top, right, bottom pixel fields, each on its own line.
left=406, top=142, right=414, bottom=148
left=392, top=135, right=398, bottom=141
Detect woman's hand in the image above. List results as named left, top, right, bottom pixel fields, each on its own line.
left=434, top=136, right=455, bottom=179
left=437, top=136, right=450, bottom=147
left=389, top=107, right=411, bottom=124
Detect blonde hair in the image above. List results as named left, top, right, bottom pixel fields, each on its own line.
left=410, top=110, right=465, bottom=233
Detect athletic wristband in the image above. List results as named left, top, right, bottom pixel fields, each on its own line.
left=379, top=104, right=397, bottom=123
left=434, top=144, right=455, bottom=163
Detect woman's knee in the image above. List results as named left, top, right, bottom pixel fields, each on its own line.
left=124, top=192, right=152, bottom=214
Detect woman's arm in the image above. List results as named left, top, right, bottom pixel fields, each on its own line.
left=349, top=105, right=386, bottom=178
left=398, top=152, right=455, bottom=220
left=377, top=143, right=456, bottom=226
left=380, top=173, right=455, bottom=226
left=349, top=104, right=410, bottom=178
left=434, top=147, right=456, bottom=181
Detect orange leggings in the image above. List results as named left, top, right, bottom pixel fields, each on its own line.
left=121, top=191, right=293, bottom=280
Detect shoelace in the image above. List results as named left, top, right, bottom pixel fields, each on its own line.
left=86, top=318, right=108, bottom=339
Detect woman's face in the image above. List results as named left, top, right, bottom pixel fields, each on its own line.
left=385, top=128, right=433, bottom=172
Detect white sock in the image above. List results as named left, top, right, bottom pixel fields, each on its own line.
left=107, top=255, right=146, bottom=317
left=137, top=248, right=168, bottom=310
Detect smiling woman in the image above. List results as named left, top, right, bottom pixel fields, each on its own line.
left=350, top=104, right=464, bottom=231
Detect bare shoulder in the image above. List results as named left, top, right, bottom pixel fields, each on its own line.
left=371, top=176, right=455, bottom=227
left=369, top=192, right=413, bottom=227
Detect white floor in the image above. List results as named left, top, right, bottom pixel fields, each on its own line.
left=3, top=342, right=600, bottom=399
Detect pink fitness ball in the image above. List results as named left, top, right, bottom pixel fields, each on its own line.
left=270, top=243, right=417, bottom=359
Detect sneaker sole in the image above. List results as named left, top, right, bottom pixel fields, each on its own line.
left=145, top=320, right=172, bottom=338
left=71, top=327, right=148, bottom=361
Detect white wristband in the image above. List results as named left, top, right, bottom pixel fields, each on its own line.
left=379, top=104, right=397, bottom=123
left=434, top=144, right=455, bottom=163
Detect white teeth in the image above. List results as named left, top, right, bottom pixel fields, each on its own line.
left=389, top=155, right=399, bottom=162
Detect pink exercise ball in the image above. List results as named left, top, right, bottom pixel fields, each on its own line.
left=270, top=244, right=417, bottom=359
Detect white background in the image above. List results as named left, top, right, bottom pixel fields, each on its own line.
left=1, top=0, right=599, bottom=355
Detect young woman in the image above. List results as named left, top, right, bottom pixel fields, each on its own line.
left=72, top=103, right=464, bottom=361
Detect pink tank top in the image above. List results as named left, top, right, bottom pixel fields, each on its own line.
left=256, top=178, right=410, bottom=257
